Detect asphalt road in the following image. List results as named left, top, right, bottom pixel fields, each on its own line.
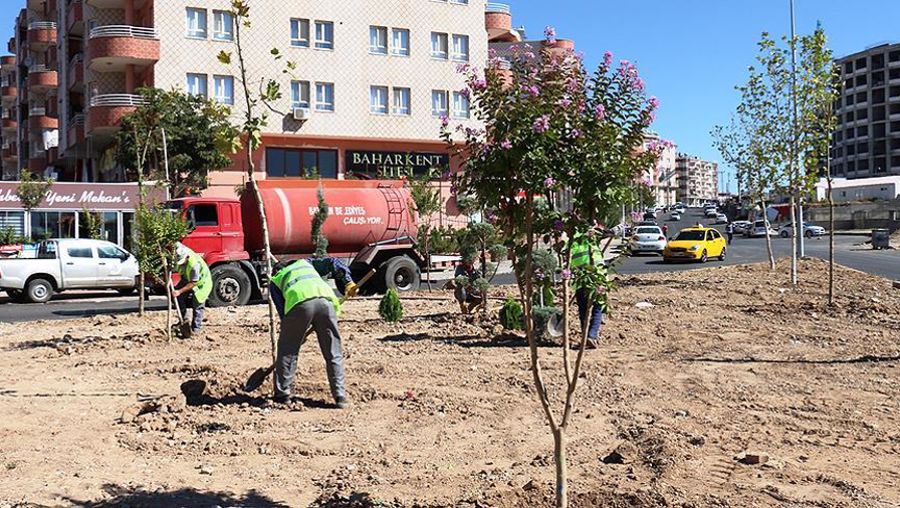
left=0, top=208, right=895, bottom=323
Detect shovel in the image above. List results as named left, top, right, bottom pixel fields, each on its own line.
left=169, top=279, right=193, bottom=339
left=243, top=269, right=377, bottom=393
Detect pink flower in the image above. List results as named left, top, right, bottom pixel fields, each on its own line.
left=460, top=88, right=471, bottom=99
left=456, top=63, right=470, bottom=73
left=500, top=139, right=513, bottom=150
left=568, top=128, right=582, bottom=139
left=472, top=78, right=487, bottom=91
left=544, top=26, right=557, bottom=43
left=558, top=98, right=572, bottom=108
left=603, top=51, right=613, bottom=67
left=553, top=219, right=564, bottom=231
left=532, top=115, right=550, bottom=133
left=561, top=269, right=572, bottom=281
left=594, top=104, right=606, bottom=121
left=440, top=114, right=449, bottom=127
left=648, top=96, right=660, bottom=110
left=526, top=85, right=540, bottom=96
left=633, top=77, right=645, bottom=91
left=524, top=51, right=535, bottom=59
left=544, top=176, right=556, bottom=187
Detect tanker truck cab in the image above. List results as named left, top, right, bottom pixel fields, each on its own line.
left=168, top=180, right=424, bottom=307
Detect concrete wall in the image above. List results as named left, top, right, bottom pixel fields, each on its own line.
left=805, top=198, right=900, bottom=232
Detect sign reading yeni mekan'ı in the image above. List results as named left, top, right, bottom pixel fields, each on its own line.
left=346, top=150, right=448, bottom=179
left=0, top=182, right=167, bottom=211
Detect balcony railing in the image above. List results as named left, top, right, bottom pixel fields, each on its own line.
left=71, top=113, right=85, bottom=125
left=30, top=106, right=47, bottom=116
left=89, top=25, right=159, bottom=40
left=28, top=21, right=58, bottom=31
left=485, top=3, right=511, bottom=13
left=30, top=63, right=55, bottom=72
left=90, top=93, right=146, bottom=107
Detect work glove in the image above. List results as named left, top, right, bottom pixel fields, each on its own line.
left=345, top=282, right=359, bottom=298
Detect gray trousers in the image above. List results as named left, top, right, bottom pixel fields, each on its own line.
left=176, top=287, right=205, bottom=332
left=275, top=298, right=346, bottom=400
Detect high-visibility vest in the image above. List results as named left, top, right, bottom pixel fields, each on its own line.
left=271, top=259, right=341, bottom=316
left=571, top=237, right=602, bottom=269
left=182, top=252, right=212, bottom=304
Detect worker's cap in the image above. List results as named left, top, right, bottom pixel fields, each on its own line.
left=175, top=243, right=190, bottom=265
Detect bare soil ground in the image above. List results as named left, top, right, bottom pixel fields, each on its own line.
left=1, top=258, right=899, bottom=508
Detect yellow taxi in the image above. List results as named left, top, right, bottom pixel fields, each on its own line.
left=663, top=227, right=727, bottom=263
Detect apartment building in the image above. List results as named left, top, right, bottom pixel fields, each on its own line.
left=833, top=43, right=900, bottom=180
left=642, top=133, right=678, bottom=207
left=675, top=154, right=718, bottom=206
left=2, top=0, right=516, bottom=192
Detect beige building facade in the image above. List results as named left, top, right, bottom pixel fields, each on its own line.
left=675, top=153, right=718, bottom=206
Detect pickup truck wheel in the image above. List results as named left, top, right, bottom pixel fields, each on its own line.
left=382, top=256, right=420, bottom=293
left=26, top=278, right=53, bottom=304
left=207, top=264, right=252, bottom=307
left=116, top=287, right=136, bottom=296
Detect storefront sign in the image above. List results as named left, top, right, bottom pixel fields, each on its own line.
left=346, top=150, right=448, bottom=179
left=0, top=182, right=167, bottom=211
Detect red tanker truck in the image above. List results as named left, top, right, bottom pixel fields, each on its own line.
left=168, top=180, right=423, bottom=307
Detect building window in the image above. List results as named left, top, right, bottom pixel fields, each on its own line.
left=185, top=8, right=207, bottom=39
left=212, top=10, right=234, bottom=41
left=393, top=87, right=411, bottom=115
left=315, top=21, right=334, bottom=50
left=213, top=75, right=234, bottom=105
left=431, top=32, right=448, bottom=60
left=186, top=73, right=208, bottom=98
left=392, top=29, right=410, bottom=56
left=30, top=212, right=76, bottom=241
left=369, top=26, right=388, bottom=55
left=316, top=82, right=334, bottom=111
left=0, top=211, right=24, bottom=237
left=291, top=80, right=310, bottom=109
left=266, top=148, right=338, bottom=178
left=291, top=18, right=310, bottom=47
left=370, top=86, right=389, bottom=114
left=451, top=34, right=470, bottom=62
left=452, top=91, right=470, bottom=118
left=431, top=90, right=448, bottom=117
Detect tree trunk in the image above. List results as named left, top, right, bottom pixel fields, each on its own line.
left=827, top=176, right=835, bottom=306
left=424, top=230, right=431, bottom=291
left=789, top=193, right=798, bottom=285
left=761, top=199, right=776, bottom=270
left=554, top=427, right=568, bottom=508
left=162, top=257, right=172, bottom=342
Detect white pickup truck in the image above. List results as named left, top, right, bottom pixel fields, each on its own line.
left=0, top=239, right=139, bottom=303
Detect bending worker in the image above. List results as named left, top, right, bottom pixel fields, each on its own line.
left=571, top=231, right=607, bottom=349
left=269, top=258, right=358, bottom=409
left=172, top=242, right=212, bottom=334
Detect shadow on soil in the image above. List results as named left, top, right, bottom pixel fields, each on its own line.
left=685, top=353, right=900, bottom=365
left=179, top=379, right=339, bottom=410
left=379, top=332, right=560, bottom=349
left=65, top=485, right=289, bottom=507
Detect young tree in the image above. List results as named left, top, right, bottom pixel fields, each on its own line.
left=408, top=173, right=442, bottom=289
left=217, top=0, right=294, bottom=376
left=116, top=88, right=239, bottom=198
left=80, top=207, right=103, bottom=240
left=16, top=169, right=53, bottom=217
left=311, top=185, right=329, bottom=258
left=442, top=37, right=658, bottom=506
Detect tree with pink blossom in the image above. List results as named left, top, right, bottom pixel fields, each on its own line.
left=440, top=29, right=660, bottom=507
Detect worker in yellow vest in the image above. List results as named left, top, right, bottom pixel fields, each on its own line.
left=172, top=242, right=212, bottom=334
left=570, top=232, right=606, bottom=349
left=269, top=259, right=352, bottom=409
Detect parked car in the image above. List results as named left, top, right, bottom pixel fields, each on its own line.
left=744, top=220, right=778, bottom=238
left=629, top=226, right=667, bottom=256
left=779, top=222, right=827, bottom=238
left=732, top=220, right=753, bottom=235
left=669, top=212, right=682, bottom=221
left=0, top=239, right=138, bottom=303
left=636, top=220, right=658, bottom=227
left=663, top=227, right=727, bottom=263
left=715, top=213, right=728, bottom=224
left=704, top=208, right=719, bottom=218
left=642, top=211, right=657, bottom=221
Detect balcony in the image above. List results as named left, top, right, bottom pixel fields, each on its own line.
left=28, top=152, right=47, bottom=173
left=85, top=0, right=151, bottom=7
left=67, top=113, right=85, bottom=149
left=27, top=21, right=58, bottom=47
left=0, top=55, right=14, bottom=69
left=28, top=65, right=59, bottom=91
left=67, top=1, right=84, bottom=35
left=2, top=142, right=16, bottom=160
left=7, top=37, right=14, bottom=54
left=1, top=115, right=17, bottom=131
left=1, top=80, right=16, bottom=102
left=88, top=93, right=144, bottom=134
left=88, top=25, right=160, bottom=72
left=485, top=3, right=520, bottom=43
left=29, top=106, right=58, bottom=130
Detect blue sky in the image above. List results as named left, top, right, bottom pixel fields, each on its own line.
left=509, top=0, right=900, bottom=192
left=3, top=2, right=899, bottom=191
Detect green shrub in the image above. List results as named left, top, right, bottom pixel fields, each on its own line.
left=378, top=288, right=404, bottom=323
left=499, top=298, right=524, bottom=330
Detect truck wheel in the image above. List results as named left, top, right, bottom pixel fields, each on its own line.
left=26, top=278, right=54, bottom=304
left=382, top=256, right=420, bottom=293
left=207, top=264, right=252, bottom=307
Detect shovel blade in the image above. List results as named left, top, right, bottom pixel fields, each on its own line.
left=244, top=366, right=273, bottom=393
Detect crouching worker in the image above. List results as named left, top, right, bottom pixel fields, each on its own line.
left=448, top=257, right=484, bottom=314
left=172, top=242, right=212, bottom=334
left=270, top=259, right=349, bottom=409
left=571, top=232, right=607, bottom=349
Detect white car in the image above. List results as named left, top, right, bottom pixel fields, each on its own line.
left=779, top=222, right=827, bottom=238
left=670, top=213, right=682, bottom=221
left=732, top=220, right=753, bottom=235
left=704, top=208, right=719, bottom=218
left=629, top=226, right=667, bottom=255
left=715, top=213, right=728, bottom=224
left=0, top=239, right=138, bottom=303
left=744, top=220, right=778, bottom=238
